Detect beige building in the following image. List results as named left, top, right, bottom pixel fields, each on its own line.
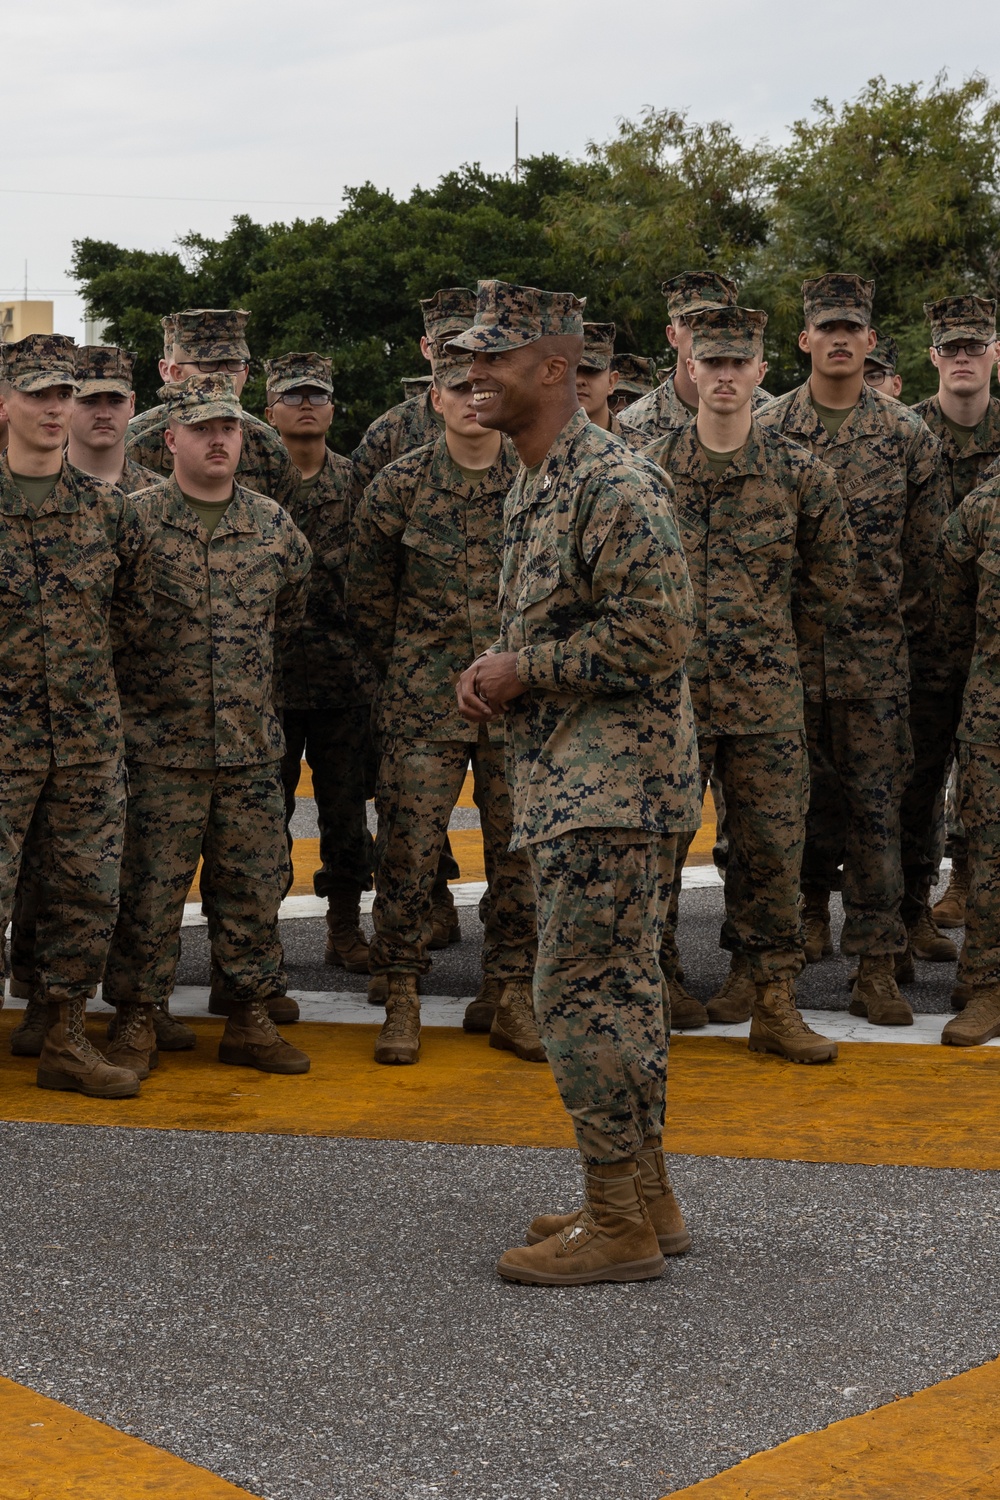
left=0, top=301, right=54, bottom=343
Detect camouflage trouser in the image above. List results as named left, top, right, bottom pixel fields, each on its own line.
left=280, top=706, right=376, bottom=896
left=0, top=759, right=125, bottom=1001
left=662, top=734, right=807, bottom=984
left=956, top=742, right=1000, bottom=987
left=898, top=685, right=965, bottom=922
left=103, top=762, right=289, bottom=1008
left=801, top=697, right=912, bottom=956
left=370, top=731, right=535, bottom=980
left=529, top=830, right=676, bottom=1165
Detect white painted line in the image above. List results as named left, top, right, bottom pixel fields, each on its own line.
left=180, top=881, right=489, bottom=926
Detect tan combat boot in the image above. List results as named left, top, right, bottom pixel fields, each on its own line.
left=941, top=984, right=1000, bottom=1046
left=525, top=1139, right=691, bottom=1256
left=488, top=979, right=546, bottom=1062
left=463, top=976, right=502, bottom=1033
left=325, top=885, right=370, bottom=973
left=367, top=973, right=389, bottom=1007
left=663, top=974, right=708, bottom=1030
left=908, top=903, right=958, bottom=963
left=428, top=887, right=461, bottom=949
left=151, top=999, right=197, bottom=1051
left=932, top=858, right=969, bottom=929
left=104, top=1002, right=159, bottom=1081
left=498, top=1161, right=665, bottom=1285
left=218, top=999, right=310, bottom=1074
left=749, top=977, right=838, bottom=1063
left=802, top=888, right=833, bottom=963
left=847, top=946, right=914, bottom=989
left=37, top=998, right=140, bottom=1098
left=951, top=981, right=972, bottom=1012
left=706, top=953, right=754, bottom=1023
left=374, top=974, right=421, bottom=1064
left=9, top=980, right=47, bottom=1057
left=849, top=953, right=914, bottom=1026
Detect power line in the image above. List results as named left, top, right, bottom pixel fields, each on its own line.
left=0, top=288, right=78, bottom=296
left=0, top=186, right=340, bottom=208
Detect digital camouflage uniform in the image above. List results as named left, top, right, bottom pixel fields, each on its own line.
left=608, top=353, right=656, bottom=415
left=756, top=284, right=946, bottom=957
left=940, top=478, right=1000, bottom=998
left=0, top=330, right=153, bottom=1050
left=103, top=392, right=312, bottom=1016
left=348, top=431, right=535, bottom=982
left=901, top=297, right=1000, bottom=907
left=266, top=354, right=376, bottom=902
left=645, top=348, right=856, bottom=983
left=580, top=322, right=625, bottom=437
left=124, top=309, right=300, bottom=508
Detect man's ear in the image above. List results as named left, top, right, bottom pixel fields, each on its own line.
left=540, top=355, right=570, bottom=387
left=164, top=425, right=177, bottom=453
left=429, top=384, right=444, bottom=415
left=866, top=328, right=877, bottom=353
left=798, top=329, right=811, bottom=355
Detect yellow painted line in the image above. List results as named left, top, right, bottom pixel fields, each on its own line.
left=0, top=1374, right=261, bottom=1498
left=3, top=1018, right=1000, bottom=1170
left=666, top=1356, right=1000, bottom=1498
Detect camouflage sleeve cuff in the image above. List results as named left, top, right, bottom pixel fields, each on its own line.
left=516, top=644, right=558, bottom=687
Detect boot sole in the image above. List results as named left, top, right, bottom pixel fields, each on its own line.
left=497, top=1253, right=665, bottom=1286
left=217, top=1044, right=310, bottom=1074
left=942, top=1023, right=1000, bottom=1046
left=705, top=1006, right=751, bottom=1025
left=748, top=1036, right=838, bottom=1064
left=373, top=1048, right=420, bottom=1065
left=848, top=998, right=913, bottom=1026
left=37, top=1069, right=139, bottom=1098
left=489, top=1029, right=547, bottom=1063
left=10, top=1039, right=43, bottom=1057
left=669, top=1014, right=709, bottom=1030
left=525, top=1227, right=691, bottom=1255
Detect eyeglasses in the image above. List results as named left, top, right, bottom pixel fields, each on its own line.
left=176, top=359, right=249, bottom=374
left=935, top=341, right=995, bottom=359
left=864, top=368, right=890, bottom=386
left=275, top=390, right=331, bottom=407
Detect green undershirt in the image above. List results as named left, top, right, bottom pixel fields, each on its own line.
left=294, top=470, right=322, bottom=506
left=181, top=488, right=233, bottom=539
left=811, top=398, right=857, bottom=440
left=698, top=441, right=743, bottom=477
left=941, top=413, right=978, bottom=451
left=10, top=470, right=60, bottom=513
left=456, top=463, right=491, bottom=491
left=679, top=394, right=698, bottom=417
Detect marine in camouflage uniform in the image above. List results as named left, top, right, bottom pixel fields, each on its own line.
left=102, top=375, right=313, bottom=1081
left=576, top=323, right=624, bottom=435
left=618, top=271, right=770, bottom=449
left=939, top=476, right=1000, bottom=1043
left=125, top=308, right=300, bottom=507
left=350, top=289, right=478, bottom=941
left=608, top=353, right=655, bottom=417
left=645, top=306, right=855, bottom=1061
left=349, top=334, right=539, bottom=1061
left=757, top=274, right=947, bottom=1024
left=907, top=298, right=1000, bottom=943
left=452, top=281, right=700, bottom=1286
left=264, top=353, right=376, bottom=977
left=0, top=334, right=152, bottom=1099
left=8, top=344, right=164, bottom=1057
left=864, top=332, right=903, bottom=402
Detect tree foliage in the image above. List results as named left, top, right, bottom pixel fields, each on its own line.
left=72, top=75, right=1000, bottom=445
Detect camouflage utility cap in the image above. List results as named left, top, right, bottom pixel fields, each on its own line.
left=158, top=373, right=245, bottom=425
left=161, top=314, right=177, bottom=356
left=76, top=344, right=135, bottom=399
left=431, top=344, right=473, bottom=389
left=661, top=270, right=738, bottom=320
left=1, top=333, right=79, bottom=392
left=447, top=280, right=585, bottom=354
left=802, top=273, right=874, bottom=328
left=867, top=331, right=899, bottom=374
left=401, top=375, right=432, bottom=393
left=581, top=322, right=616, bottom=371
left=420, top=287, right=477, bottom=347
left=687, top=304, right=767, bottom=361
left=924, top=295, right=997, bottom=347
left=172, top=308, right=250, bottom=362
left=265, top=351, right=333, bottom=399
left=611, top=353, right=655, bottom=395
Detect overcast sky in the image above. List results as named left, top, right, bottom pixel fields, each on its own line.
left=5, top=0, right=999, bottom=340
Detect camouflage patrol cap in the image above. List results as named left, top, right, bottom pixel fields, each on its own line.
left=661, top=270, right=738, bottom=320
left=0, top=333, right=79, bottom=392
left=924, top=295, right=997, bottom=347
left=866, top=330, right=899, bottom=374
left=420, top=288, right=477, bottom=347
left=687, top=305, right=768, bottom=360
left=610, top=353, right=655, bottom=396
left=264, top=351, right=333, bottom=400
left=447, top=280, right=585, bottom=354
left=75, top=344, right=135, bottom=399
left=172, top=308, right=250, bottom=362
left=401, top=375, right=432, bottom=393
left=431, top=345, right=474, bottom=390
left=580, top=322, right=616, bottom=372
left=158, top=373, right=246, bottom=425
left=802, top=273, right=874, bottom=328
left=161, top=314, right=177, bottom=356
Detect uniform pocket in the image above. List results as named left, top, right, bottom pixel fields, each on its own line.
left=401, top=521, right=464, bottom=604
